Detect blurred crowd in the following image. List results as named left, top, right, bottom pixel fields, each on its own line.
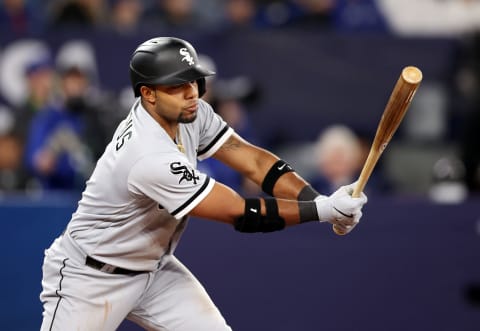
left=2, top=0, right=479, bottom=36
left=1, top=0, right=387, bottom=36
left=0, top=0, right=479, bottom=200
left=0, top=41, right=125, bottom=193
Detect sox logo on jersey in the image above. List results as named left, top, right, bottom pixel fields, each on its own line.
left=170, top=162, right=199, bottom=184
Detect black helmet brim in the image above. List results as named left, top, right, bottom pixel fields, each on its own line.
left=131, top=65, right=215, bottom=97
left=154, top=65, right=215, bottom=86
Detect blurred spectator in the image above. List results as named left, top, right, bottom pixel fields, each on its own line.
left=376, top=0, right=480, bottom=37
left=191, top=0, right=225, bottom=29
left=248, top=0, right=386, bottom=32
left=109, top=0, right=144, bottom=35
left=13, top=55, right=56, bottom=144
left=56, top=39, right=124, bottom=138
left=143, top=0, right=205, bottom=31
left=218, top=1, right=294, bottom=28
left=48, top=0, right=108, bottom=29
left=287, top=0, right=336, bottom=29
left=0, top=0, right=44, bottom=35
left=223, top=0, right=259, bottom=29
left=7, top=55, right=57, bottom=191
left=429, top=156, right=468, bottom=204
left=331, top=0, right=387, bottom=33
left=0, top=40, right=52, bottom=108
left=56, top=39, right=99, bottom=84
left=0, top=132, right=23, bottom=191
left=23, top=64, right=109, bottom=191
left=0, top=104, right=25, bottom=191
left=310, top=125, right=363, bottom=194
left=309, top=125, right=390, bottom=195
left=0, top=42, right=57, bottom=191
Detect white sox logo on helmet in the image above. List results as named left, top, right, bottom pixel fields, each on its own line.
left=170, top=162, right=199, bottom=184
left=179, top=48, right=194, bottom=66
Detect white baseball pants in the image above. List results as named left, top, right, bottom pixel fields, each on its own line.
left=40, top=234, right=232, bottom=331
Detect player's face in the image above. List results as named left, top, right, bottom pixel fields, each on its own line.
left=152, top=81, right=199, bottom=124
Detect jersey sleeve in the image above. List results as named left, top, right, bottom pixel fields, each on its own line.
left=128, top=153, right=215, bottom=219
left=196, top=100, right=234, bottom=161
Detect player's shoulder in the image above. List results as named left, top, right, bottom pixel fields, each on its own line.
left=198, top=98, right=211, bottom=109
left=191, top=99, right=216, bottom=126
left=197, top=98, right=214, bottom=115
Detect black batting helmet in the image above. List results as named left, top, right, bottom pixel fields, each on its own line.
left=129, top=37, right=215, bottom=97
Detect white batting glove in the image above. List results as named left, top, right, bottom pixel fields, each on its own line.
left=314, top=183, right=368, bottom=234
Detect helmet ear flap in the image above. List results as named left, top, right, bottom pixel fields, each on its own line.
left=197, top=78, right=206, bottom=98
left=130, top=64, right=145, bottom=97
left=134, top=83, right=142, bottom=97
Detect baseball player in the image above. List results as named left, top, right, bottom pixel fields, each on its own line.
left=39, top=37, right=367, bottom=331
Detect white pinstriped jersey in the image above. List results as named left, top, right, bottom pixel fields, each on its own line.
left=66, top=98, right=234, bottom=271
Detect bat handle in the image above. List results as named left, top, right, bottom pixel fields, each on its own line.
left=351, top=179, right=366, bottom=198
left=331, top=150, right=376, bottom=235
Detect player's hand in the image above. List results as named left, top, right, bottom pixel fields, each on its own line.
left=314, top=182, right=367, bottom=234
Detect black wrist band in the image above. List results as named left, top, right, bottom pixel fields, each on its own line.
left=298, top=201, right=318, bottom=223
left=297, top=185, right=320, bottom=201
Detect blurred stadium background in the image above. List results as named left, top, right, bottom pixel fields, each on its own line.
left=0, top=1, right=479, bottom=330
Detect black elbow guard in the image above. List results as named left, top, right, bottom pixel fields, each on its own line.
left=261, top=160, right=294, bottom=196
left=234, top=198, right=285, bottom=233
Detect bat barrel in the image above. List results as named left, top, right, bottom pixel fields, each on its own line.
left=333, top=66, right=422, bottom=235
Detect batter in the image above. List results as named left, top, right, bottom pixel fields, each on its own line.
left=40, top=37, right=367, bottom=331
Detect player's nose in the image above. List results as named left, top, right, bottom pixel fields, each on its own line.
left=185, top=81, right=198, bottom=99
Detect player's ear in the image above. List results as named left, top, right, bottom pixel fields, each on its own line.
left=140, top=85, right=156, bottom=102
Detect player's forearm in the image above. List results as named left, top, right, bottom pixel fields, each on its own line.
left=244, top=146, right=318, bottom=200
left=266, top=198, right=317, bottom=226
left=191, top=182, right=365, bottom=235
left=191, top=182, right=316, bottom=228
left=232, top=186, right=367, bottom=235
left=269, top=171, right=316, bottom=200
left=230, top=197, right=317, bottom=233
left=214, top=133, right=320, bottom=199
left=254, top=155, right=320, bottom=201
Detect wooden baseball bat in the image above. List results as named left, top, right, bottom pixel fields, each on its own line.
left=333, top=66, right=423, bottom=235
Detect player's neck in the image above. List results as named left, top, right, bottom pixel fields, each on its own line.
left=164, top=123, right=184, bottom=153
left=141, top=100, right=179, bottom=140
left=159, top=121, right=179, bottom=141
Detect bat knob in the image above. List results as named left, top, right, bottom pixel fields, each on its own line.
left=402, top=66, right=423, bottom=84
left=332, top=224, right=348, bottom=236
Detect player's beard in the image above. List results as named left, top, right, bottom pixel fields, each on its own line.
left=177, top=111, right=197, bottom=123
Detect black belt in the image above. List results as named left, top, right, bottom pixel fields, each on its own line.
left=85, top=256, right=145, bottom=276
